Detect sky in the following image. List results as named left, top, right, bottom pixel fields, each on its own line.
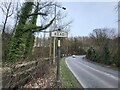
left=0, top=1, right=118, bottom=37
left=61, top=2, right=118, bottom=37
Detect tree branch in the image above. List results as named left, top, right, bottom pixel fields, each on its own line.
left=8, top=3, right=14, bottom=17
left=28, top=12, right=48, bottom=17
left=32, top=17, right=55, bottom=32
left=23, top=17, right=55, bottom=33
left=0, top=5, right=6, bottom=14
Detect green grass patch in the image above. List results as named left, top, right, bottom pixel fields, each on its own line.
left=60, top=58, right=82, bottom=88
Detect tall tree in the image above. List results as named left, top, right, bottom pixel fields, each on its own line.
left=89, top=28, right=116, bottom=64
left=24, top=2, right=39, bottom=58
left=0, top=1, right=14, bottom=61
left=7, top=2, right=34, bottom=61
left=6, top=1, right=55, bottom=61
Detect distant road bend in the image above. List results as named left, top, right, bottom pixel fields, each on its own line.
left=65, top=55, right=119, bottom=88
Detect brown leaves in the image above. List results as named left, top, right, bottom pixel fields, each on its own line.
left=23, top=67, right=55, bottom=88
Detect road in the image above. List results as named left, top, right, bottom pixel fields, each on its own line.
left=65, top=55, right=119, bottom=88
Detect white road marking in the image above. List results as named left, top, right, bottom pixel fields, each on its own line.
left=65, top=58, right=86, bottom=88
left=75, top=60, right=118, bottom=81
left=65, top=56, right=119, bottom=88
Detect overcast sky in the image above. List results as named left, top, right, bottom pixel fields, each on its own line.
left=0, top=1, right=118, bottom=37
left=61, top=2, right=118, bottom=37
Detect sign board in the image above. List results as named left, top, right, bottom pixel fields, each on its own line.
left=50, top=30, right=68, bottom=37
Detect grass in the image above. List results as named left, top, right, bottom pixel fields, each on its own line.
left=60, top=58, right=82, bottom=88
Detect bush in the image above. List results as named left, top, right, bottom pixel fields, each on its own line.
left=102, top=47, right=111, bottom=65
left=86, top=47, right=93, bottom=60
left=79, top=48, right=86, bottom=55
left=112, top=53, right=120, bottom=67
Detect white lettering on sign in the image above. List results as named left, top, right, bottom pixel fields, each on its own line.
left=51, top=31, right=68, bottom=37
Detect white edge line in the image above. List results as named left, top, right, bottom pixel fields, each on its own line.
left=78, top=61, right=118, bottom=81
left=65, top=58, right=86, bottom=88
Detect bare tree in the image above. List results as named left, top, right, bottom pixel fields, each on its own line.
left=90, top=28, right=116, bottom=47
left=118, top=1, right=120, bottom=38
left=118, top=1, right=120, bottom=22
left=0, top=1, right=15, bottom=61
left=12, top=2, right=22, bottom=35
left=55, top=10, right=73, bottom=32
left=0, top=1, right=14, bottom=34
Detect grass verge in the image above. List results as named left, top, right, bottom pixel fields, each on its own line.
left=60, top=58, right=82, bottom=88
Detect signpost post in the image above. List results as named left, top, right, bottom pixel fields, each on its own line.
left=50, top=29, right=68, bottom=88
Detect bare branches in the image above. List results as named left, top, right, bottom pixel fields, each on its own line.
left=54, top=10, right=73, bottom=32
left=90, top=28, right=116, bottom=47
left=27, top=1, right=55, bottom=19
left=0, top=5, right=6, bottom=14
left=28, top=12, right=48, bottom=17
left=0, top=1, right=14, bottom=33
left=38, top=1, right=54, bottom=10
left=8, top=3, right=14, bottom=17
left=114, top=2, right=120, bottom=22
left=0, top=2, right=14, bottom=17
left=23, top=17, right=55, bottom=33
